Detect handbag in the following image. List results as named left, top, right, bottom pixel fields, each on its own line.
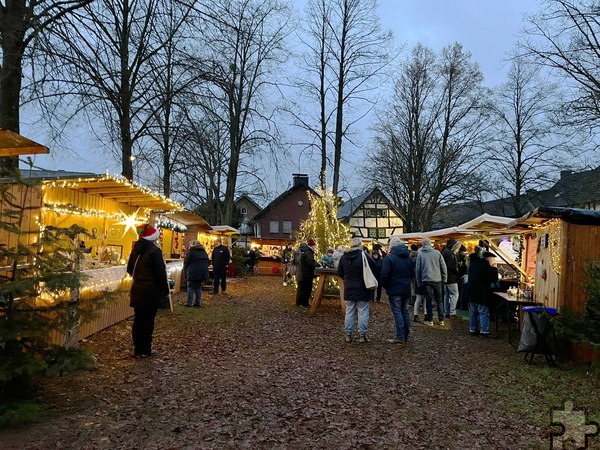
left=361, top=251, right=378, bottom=290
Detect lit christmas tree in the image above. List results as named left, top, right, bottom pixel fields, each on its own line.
left=296, top=187, right=350, bottom=259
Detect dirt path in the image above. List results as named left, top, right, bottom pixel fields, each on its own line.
left=1, top=276, right=598, bottom=449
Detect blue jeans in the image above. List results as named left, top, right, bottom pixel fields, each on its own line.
left=444, top=283, right=459, bottom=316
left=186, top=285, right=202, bottom=306
left=469, top=302, right=490, bottom=334
left=344, top=300, right=370, bottom=336
left=389, top=294, right=411, bottom=341
left=423, top=281, right=444, bottom=322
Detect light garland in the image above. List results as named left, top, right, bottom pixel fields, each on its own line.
left=548, top=218, right=562, bottom=275
left=156, top=217, right=188, bottom=233
left=42, top=201, right=150, bottom=222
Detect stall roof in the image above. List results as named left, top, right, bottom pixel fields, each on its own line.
left=509, top=206, right=600, bottom=228
left=210, top=225, right=240, bottom=235
left=458, top=213, right=514, bottom=230
left=42, top=174, right=183, bottom=211
left=0, top=130, right=49, bottom=157
left=157, top=210, right=211, bottom=229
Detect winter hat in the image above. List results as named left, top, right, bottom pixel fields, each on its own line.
left=451, top=241, right=461, bottom=252
left=327, top=248, right=334, bottom=254
left=307, top=238, right=316, bottom=247
left=422, top=237, right=432, bottom=247
left=350, top=237, right=362, bottom=248
left=482, top=251, right=496, bottom=259
left=137, top=224, right=160, bottom=241
left=389, top=236, right=404, bottom=249
left=189, top=240, right=200, bottom=248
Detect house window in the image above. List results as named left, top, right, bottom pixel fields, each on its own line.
left=365, top=208, right=387, bottom=217
left=241, top=207, right=248, bottom=214
left=282, top=220, right=292, bottom=234
left=269, top=220, right=279, bottom=233
left=368, top=228, right=387, bottom=238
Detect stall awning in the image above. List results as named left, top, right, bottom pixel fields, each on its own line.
left=0, top=130, right=49, bottom=156
left=509, top=206, right=600, bottom=228
left=156, top=210, right=211, bottom=229
left=42, top=174, right=183, bottom=211
left=210, top=225, right=240, bottom=235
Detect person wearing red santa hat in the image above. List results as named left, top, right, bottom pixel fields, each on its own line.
left=126, top=224, right=169, bottom=358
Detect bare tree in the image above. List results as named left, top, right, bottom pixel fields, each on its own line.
left=522, top=0, right=600, bottom=134
left=370, top=43, right=488, bottom=232
left=191, top=0, right=291, bottom=225
left=484, top=58, right=569, bottom=216
left=34, top=0, right=192, bottom=181
left=0, top=0, right=91, bottom=174
left=327, top=0, right=393, bottom=194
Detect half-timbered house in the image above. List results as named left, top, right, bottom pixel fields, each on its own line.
left=337, top=187, right=403, bottom=242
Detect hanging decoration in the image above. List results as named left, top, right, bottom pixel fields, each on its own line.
left=156, top=217, right=187, bottom=233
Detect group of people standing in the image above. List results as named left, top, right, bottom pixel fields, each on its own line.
left=290, top=234, right=500, bottom=344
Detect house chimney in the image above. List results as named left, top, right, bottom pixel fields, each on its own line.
left=293, top=173, right=309, bottom=186
left=560, top=169, right=573, bottom=179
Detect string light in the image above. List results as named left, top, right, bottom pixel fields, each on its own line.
left=548, top=218, right=562, bottom=275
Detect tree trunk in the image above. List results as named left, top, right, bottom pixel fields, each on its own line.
left=0, top=3, right=27, bottom=175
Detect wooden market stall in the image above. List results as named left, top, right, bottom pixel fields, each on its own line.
left=508, top=207, right=600, bottom=313
left=2, top=172, right=184, bottom=346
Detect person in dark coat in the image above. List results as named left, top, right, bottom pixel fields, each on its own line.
left=465, top=251, right=499, bottom=337
left=381, top=237, right=415, bottom=343
left=442, top=238, right=462, bottom=318
left=371, top=251, right=384, bottom=302
left=456, top=245, right=469, bottom=310
left=126, top=224, right=169, bottom=358
left=337, top=237, right=377, bottom=343
left=211, top=238, right=231, bottom=294
left=183, top=240, right=210, bottom=307
left=295, top=238, right=318, bottom=308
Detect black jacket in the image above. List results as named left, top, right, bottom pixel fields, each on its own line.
left=184, top=246, right=210, bottom=286
left=296, top=243, right=317, bottom=282
left=127, top=239, right=169, bottom=308
left=337, top=248, right=376, bottom=302
left=442, top=239, right=460, bottom=284
left=211, top=244, right=231, bottom=270
left=464, top=256, right=498, bottom=306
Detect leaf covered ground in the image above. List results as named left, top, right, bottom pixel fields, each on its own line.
left=1, top=276, right=600, bottom=449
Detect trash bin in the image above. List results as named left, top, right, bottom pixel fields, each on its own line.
left=517, top=306, right=559, bottom=366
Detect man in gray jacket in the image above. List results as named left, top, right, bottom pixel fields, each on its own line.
left=416, top=237, right=448, bottom=326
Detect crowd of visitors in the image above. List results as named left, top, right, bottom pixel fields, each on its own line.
left=125, top=227, right=503, bottom=357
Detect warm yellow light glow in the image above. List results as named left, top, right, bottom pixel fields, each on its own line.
left=114, top=208, right=144, bottom=238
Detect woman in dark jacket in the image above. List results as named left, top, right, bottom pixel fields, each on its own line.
left=465, top=251, right=499, bottom=337
left=183, top=240, right=210, bottom=307
left=337, top=237, right=377, bottom=343
left=380, top=237, right=415, bottom=343
left=371, top=251, right=384, bottom=302
left=126, top=224, right=169, bottom=358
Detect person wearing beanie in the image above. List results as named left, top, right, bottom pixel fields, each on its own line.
left=381, top=238, right=415, bottom=343
left=416, top=237, right=447, bottom=326
left=211, top=238, right=231, bottom=294
left=442, top=238, right=462, bottom=318
left=337, top=237, right=377, bottom=343
left=295, top=238, right=318, bottom=308
left=126, top=224, right=169, bottom=358
left=320, top=247, right=335, bottom=269
left=183, top=240, right=210, bottom=307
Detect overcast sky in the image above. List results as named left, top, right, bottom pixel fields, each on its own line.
left=23, top=0, right=542, bottom=197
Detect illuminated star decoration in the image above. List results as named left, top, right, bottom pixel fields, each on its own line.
left=114, top=208, right=145, bottom=238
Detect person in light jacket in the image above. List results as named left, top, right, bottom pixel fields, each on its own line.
left=416, top=237, right=447, bottom=326
left=183, top=240, right=210, bottom=307
left=127, top=224, right=169, bottom=358
left=337, top=237, right=377, bottom=343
